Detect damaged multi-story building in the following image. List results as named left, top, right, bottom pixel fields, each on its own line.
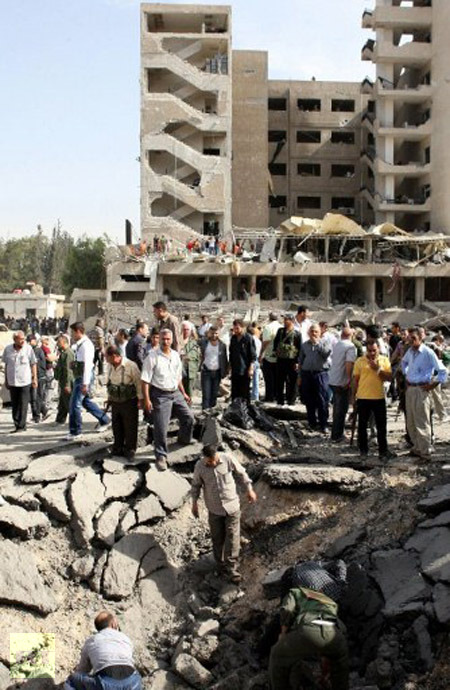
left=103, top=0, right=450, bottom=319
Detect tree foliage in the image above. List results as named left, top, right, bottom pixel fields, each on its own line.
left=0, top=224, right=108, bottom=297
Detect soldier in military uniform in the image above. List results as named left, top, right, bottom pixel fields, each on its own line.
left=105, top=345, right=143, bottom=459
left=54, top=334, right=74, bottom=424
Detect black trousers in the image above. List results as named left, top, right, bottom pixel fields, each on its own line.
left=276, top=359, right=298, bottom=405
left=357, top=398, right=387, bottom=455
left=262, top=360, right=277, bottom=402
left=111, top=398, right=139, bottom=455
left=10, top=385, right=31, bottom=430
left=56, top=388, right=71, bottom=423
left=231, top=373, right=250, bottom=402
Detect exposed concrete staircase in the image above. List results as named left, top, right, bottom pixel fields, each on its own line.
left=144, top=52, right=226, bottom=93
left=143, top=94, right=226, bottom=132
left=144, top=133, right=220, bottom=173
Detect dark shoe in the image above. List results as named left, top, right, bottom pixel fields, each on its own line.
left=379, top=450, right=397, bottom=461
left=359, top=452, right=368, bottom=459
left=41, top=411, right=51, bottom=421
left=124, top=450, right=136, bottom=460
left=108, top=447, right=124, bottom=457
left=228, top=572, right=242, bottom=585
left=155, top=456, right=168, bottom=471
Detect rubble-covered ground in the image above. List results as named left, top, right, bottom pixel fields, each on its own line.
left=0, top=384, right=450, bottom=690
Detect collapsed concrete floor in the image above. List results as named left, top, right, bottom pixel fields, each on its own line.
left=0, top=391, right=450, bottom=689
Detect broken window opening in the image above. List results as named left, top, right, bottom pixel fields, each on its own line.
left=297, top=163, right=321, bottom=177
left=297, top=99, right=321, bottom=112
left=297, top=130, right=321, bottom=144
left=331, top=164, right=355, bottom=178
left=268, top=98, right=287, bottom=111
left=269, top=195, right=287, bottom=208
left=332, top=99, right=355, bottom=112
left=331, top=131, right=355, bottom=145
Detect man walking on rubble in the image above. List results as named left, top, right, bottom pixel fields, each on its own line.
left=105, top=345, right=143, bottom=459
left=54, top=333, right=74, bottom=424
left=269, top=561, right=349, bottom=690
left=66, top=322, right=110, bottom=440
left=192, top=444, right=257, bottom=584
left=141, top=328, right=194, bottom=471
left=64, top=610, right=142, bottom=689
left=402, top=327, right=447, bottom=462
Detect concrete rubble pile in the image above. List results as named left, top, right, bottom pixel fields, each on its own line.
left=0, top=403, right=450, bottom=688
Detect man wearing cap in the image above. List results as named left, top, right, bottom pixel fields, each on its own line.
left=259, top=312, right=281, bottom=403
left=2, top=331, right=37, bottom=431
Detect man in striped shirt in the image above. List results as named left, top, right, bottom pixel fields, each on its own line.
left=192, top=445, right=257, bottom=584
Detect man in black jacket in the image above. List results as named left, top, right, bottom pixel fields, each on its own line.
left=199, top=326, right=228, bottom=409
left=125, top=321, right=148, bottom=371
left=229, top=319, right=256, bottom=402
left=274, top=314, right=302, bottom=406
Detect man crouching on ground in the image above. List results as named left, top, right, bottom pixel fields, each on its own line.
left=64, top=610, right=142, bottom=689
left=191, top=444, right=257, bottom=584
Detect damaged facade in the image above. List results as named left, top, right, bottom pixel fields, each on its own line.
left=99, top=1, right=450, bottom=316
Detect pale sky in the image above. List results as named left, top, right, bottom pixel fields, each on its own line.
left=0, top=0, right=373, bottom=243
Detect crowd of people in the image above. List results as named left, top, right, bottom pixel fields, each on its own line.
left=2, top=303, right=450, bottom=690
left=0, top=314, right=68, bottom=335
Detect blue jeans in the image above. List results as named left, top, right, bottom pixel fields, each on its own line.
left=64, top=670, right=142, bottom=690
left=251, top=360, right=260, bottom=401
left=69, top=377, right=110, bottom=436
left=201, top=368, right=221, bottom=409
left=330, top=385, right=350, bottom=441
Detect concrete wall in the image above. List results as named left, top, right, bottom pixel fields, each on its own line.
left=0, top=294, right=65, bottom=319
left=430, top=0, right=450, bottom=234
left=267, top=80, right=366, bottom=228
left=231, top=50, right=269, bottom=229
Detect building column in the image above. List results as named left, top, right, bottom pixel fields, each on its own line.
left=415, top=277, right=425, bottom=307
left=276, top=275, right=283, bottom=301
left=319, top=276, right=330, bottom=307
left=250, top=275, right=257, bottom=295
left=365, top=277, right=376, bottom=309
left=227, top=275, right=233, bottom=301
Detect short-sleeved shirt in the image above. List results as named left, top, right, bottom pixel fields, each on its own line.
left=141, top=347, right=182, bottom=391
left=2, top=343, right=36, bottom=387
left=328, top=340, right=357, bottom=387
left=76, top=628, right=135, bottom=675
left=354, top=354, right=391, bottom=400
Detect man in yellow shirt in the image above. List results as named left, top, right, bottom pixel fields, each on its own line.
left=353, top=341, right=396, bottom=461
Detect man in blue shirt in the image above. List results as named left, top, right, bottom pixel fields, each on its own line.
left=402, top=328, right=447, bottom=461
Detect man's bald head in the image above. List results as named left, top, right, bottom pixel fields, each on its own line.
left=94, top=611, right=118, bottom=631
left=341, top=327, right=352, bottom=340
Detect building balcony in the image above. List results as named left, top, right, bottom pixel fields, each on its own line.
left=376, top=160, right=431, bottom=178
left=377, top=196, right=431, bottom=213
left=376, top=80, right=433, bottom=103
left=370, top=6, right=432, bottom=30
left=374, top=40, right=432, bottom=66
left=376, top=120, right=431, bottom=141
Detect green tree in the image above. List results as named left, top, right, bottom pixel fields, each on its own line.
left=61, top=236, right=108, bottom=296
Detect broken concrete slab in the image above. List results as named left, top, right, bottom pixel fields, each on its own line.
left=37, top=481, right=71, bottom=523
left=102, top=468, right=143, bottom=500
left=326, top=526, right=367, bottom=558
left=261, top=464, right=366, bottom=493
left=103, top=454, right=151, bottom=474
left=432, top=583, right=450, bottom=625
left=151, top=670, right=191, bottom=689
left=69, top=469, right=105, bottom=548
left=371, top=549, right=430, bottom=617
left=263, top=406, right=307, bottom=421
left=139, top=542, right=167, bottom=578
left=22, top=454, right=83, bottom=483
left=96, top=501, right=129, bottom=547
left=0, top=479, right=41, bottom=510
left=89, top=552, right=108, bottom=594
left=135, top=494, right=166, bottom=524
left=102, top=527, right=157, bottom=599
left=69, top=555, right=95, bottom=582
left=0, top=540, right=57, bottom=614
left=196, top=618, right=219, bottom=637
left=118, top=507, right=137, bottom=537
left=417, top=484, right=450, bottom=514
left=0, top=451, right=31, bottom=473
left=0, top=662, right=9, bottom=687
left=167, top=441, right=202, bottom=466
left=405, top=527, right=450, bottom=582
left=418, top=510, right=450, bottom=529
left=190, top=635, right=220, bottom=665
left=0, top=504, right=50, bottom=540
left=173, top=653, right=213, bottom=688
left=145, top=468, right=191, bottom=511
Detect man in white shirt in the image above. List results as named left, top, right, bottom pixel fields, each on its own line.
left=293, top=305, right=312, bottom=343
left=141, top=328, right=194, bottom=471
left=2, top=330, right=37, bottom=431
left=66, top=322, right=110, bottom=440
left=328, top=327, right=357, bottom=442
left=64, top=610, right=142, bottom=689
left=259, top=312, right=281, bottom=403
left=197, top=314, right=212, bottom=338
